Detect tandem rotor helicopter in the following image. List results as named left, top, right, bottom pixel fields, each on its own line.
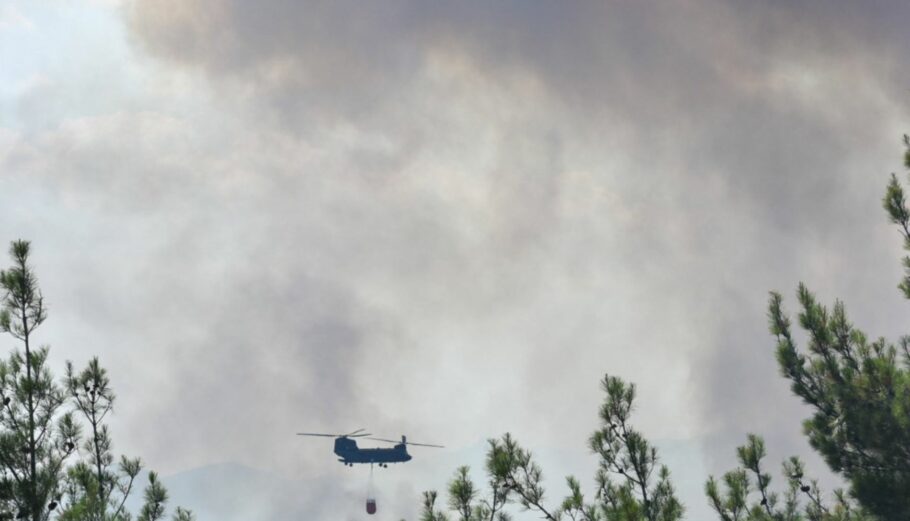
left=297, top=428, right=443, bottom=467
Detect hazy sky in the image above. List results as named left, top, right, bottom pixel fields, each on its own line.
left=2, top=1, right=910, bottom=519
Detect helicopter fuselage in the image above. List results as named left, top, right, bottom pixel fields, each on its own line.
left=334, top=437, right=412, bottom=466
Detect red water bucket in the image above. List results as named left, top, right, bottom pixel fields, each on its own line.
left=366, top=498, right=376, bottom=515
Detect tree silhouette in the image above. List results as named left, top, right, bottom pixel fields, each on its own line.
left=748, top=138, right=910, bottom=520
left=0, top=241, right=78, bottom=521
left=706, top=434, right=871, bottom=521
left=421, top=375, right=683, bottom=521
left=0, top=241, right=193, bottom=521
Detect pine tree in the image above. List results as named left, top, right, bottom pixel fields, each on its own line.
left=705, top=434, right=871, bottom=521
left=57, top=358, right=145, bottom=521
left=171, top=508, right=194, bottom=521
left=137, top=472, right=167, bottom=521
left=760, top=138, right=910, bottom=520
left=420, top=491, right=450, bottom=521
left=586, top=376, right=683, bottom=521
left=722, top=138, right=910, bottom=520
left=0, top=241, right=193, bottom=521
left=421, top=374, right=683, bottom=521
left=0, top=240, right=78, bottom=521
left=768, top=286, right=910, bottom=518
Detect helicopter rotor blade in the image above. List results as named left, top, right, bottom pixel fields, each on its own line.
left=364, top=437, right=399, bottom=444
left=405, top=441, right=445, bottom=448
left=297, top=430, right=373, bottom=438
left=365, top=437, right=444, bottom=448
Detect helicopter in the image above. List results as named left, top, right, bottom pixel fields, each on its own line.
left=297, top=428, right=443, bottom=467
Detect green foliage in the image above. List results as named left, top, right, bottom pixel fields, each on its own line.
left=588, top=376, right=683, bottom=521
left=137, top=472, right=167, bottom=521
left=0, top=241, right=193, bottom=521
left=171, top=507, right=194, bottom=521
left=883, top=135, right=910, bottom=299
left=421, top=491, right=450, bottom=521
left=421, top=374, right=682, bottom=521
left=0, top=240, right=77, bottom=521
left=882, top=172, right=910, bottom=298
left=57, top=358, right=146, bottom=521
left=768, top=284, right=910, bottom=518
left=447, top=466, right=493, bottom=521
left=705, top=435, right=871, bottom=521
left=756, top=139, right=910, bottom=520
left=0, top=241, right=46, bottom=340
left=425, top=137, right=910, bottom=521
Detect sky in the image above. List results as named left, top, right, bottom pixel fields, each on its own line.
left=2, top=1, right=910, bottom=519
